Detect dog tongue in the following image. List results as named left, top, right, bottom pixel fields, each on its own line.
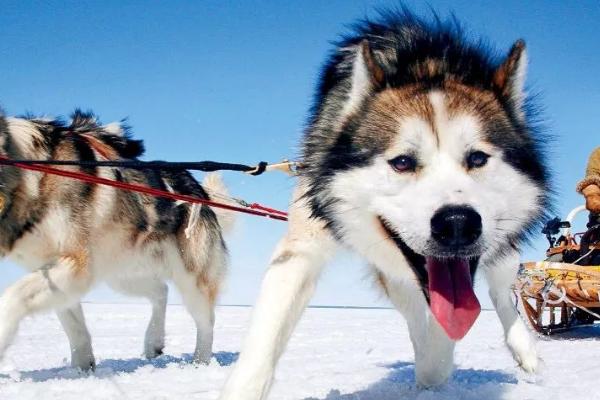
left=427, top=257, right=481, bottom=340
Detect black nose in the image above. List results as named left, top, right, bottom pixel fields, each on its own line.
left=431, top=206, right=482, bottom=247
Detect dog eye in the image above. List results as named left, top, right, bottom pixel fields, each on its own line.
left=388, top=155, right=417, bottom=173
left=466, top=151, right=489, bottom=169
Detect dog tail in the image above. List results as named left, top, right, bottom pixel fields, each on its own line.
left=202, top=173, right=236, bottom=235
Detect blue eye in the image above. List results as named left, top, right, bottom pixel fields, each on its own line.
left=388, top=155, right=417, bottom=173
left=466, top=151, right=490, bottom=169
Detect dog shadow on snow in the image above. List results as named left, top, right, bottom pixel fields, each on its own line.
left=0, top=351, right=239, bottom=383
left=303, top=361, right=517, bottom=400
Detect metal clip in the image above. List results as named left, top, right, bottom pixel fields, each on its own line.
left=245, top=160, right=301, bottom=176
left=265, top=160, right=300, bottom=175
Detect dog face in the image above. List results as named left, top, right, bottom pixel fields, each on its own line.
left=331, top=83, right=544, bottom=259
left=302, top=22, right=549, bottom=339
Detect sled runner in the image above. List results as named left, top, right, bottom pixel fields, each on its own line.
left=515, top=206, right=600, bottom=334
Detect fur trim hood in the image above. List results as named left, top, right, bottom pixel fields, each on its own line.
left=577, top=147, right=600, bottom=193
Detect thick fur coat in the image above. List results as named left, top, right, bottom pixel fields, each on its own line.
left=220, top=10, right=549, bottom=399
left=0, top=111, right=232, bottom=368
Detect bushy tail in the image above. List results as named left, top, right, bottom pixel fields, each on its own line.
left=202, top=173, right=236, bottom=235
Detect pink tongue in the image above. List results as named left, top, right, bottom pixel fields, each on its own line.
left=427, top=257, right=481, bottom=340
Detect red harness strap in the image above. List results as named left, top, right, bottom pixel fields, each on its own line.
left=0, top=155, right=288, bottom=221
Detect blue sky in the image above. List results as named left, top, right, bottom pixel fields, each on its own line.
left=0, top=1, right=598, bottom=307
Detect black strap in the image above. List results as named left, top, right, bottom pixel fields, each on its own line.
left=0, top=158, right=270, bottom=174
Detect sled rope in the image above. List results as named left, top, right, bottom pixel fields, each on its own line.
left=0, top=155, right=289, bottom=221
left=0, top=158, right=301, bottom=176
left=572, top=249, right=595, bottom=265
left=562, top=291, right=600, bottom=320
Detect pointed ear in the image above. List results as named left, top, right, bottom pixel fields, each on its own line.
left=337, top=41, right=385, bottom=125
left=359, top=40, right=385, bottom=89
left=493, top=40, right=528, bottom=113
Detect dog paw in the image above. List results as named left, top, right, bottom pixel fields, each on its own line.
left=71, top=353, right=96, bottom=371
left=506, top=321, right=539, bottom=374
left=515, top=349, right=541, bottom=374
left=415, top=362, right=453, bottom=388
left=416, top=371, right=452, bottom=388
left=144, top=333, right=165, bottom=359
left=144, top=345, right=164, bottom=359
left=193, top=351, right=212, bottom=366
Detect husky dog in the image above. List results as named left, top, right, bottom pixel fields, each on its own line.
left=220, top=10, right=549, bottom=399
left=0, top=110, right=232, bottom=369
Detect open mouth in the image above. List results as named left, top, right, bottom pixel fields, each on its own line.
left=378, top=217, right=481, bottom=340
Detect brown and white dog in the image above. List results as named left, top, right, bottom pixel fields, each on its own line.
left=0, top=110, right=233, bottom=369
left=220, top=10, right=550, bottom=399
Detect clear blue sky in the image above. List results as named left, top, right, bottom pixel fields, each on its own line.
left=0, top=1, right=598, bottom=307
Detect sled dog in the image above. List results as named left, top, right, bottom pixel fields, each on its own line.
left=221, top=10, right=549, bottom=399
left=0, top=110, right=233, bottom=369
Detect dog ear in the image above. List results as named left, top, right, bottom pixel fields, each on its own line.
left=359, top=40, right=385, bottom=89
left=337, top=41, right=385, bottom=124
left=493, top=40, right=527, bottom=114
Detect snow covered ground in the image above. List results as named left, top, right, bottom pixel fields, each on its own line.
left=1, top=304, right=599, bottom=400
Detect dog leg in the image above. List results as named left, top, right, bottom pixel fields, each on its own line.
left=381, top=275, right=455, bottom=387
left=107, top=278, right=169, bottom=358
left=0, top=254, right=92, bottom=360
left=143, top=281, right=168, bottom=359
left=56, top=303, right=95, bottom=370
left=172, top=273, right=215, bottom=364
left=219, top=188, right=336, bottom=400
left=484, top=251, right=539, bottom=373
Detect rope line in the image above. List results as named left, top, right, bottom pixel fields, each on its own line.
left=0, top=158, right=268, bottom=174
left=0, top=156, right=288, bottom=221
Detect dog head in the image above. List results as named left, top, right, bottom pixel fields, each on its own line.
left=302, top=12, right=549, bottom=339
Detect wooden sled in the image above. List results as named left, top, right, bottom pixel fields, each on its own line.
left=516, top=262, right=600, bottom=334
left=515, top=205, right=600, bottom=334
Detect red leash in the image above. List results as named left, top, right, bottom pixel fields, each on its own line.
left=0, top=155, right=288, bottom=222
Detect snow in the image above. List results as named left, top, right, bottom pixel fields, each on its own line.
left=1, top=304, right=599, bottom=400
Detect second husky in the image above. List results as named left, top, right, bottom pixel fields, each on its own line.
left=0, top=111, right=233, bottom=369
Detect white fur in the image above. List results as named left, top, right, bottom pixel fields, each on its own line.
left=6, top=118, right=45, bottom=197
left=0, top=255, right=94, bottom=358
left=382, top=274, right=455, bottom=386
left=343, top=47, right=370, bottom=116
left=333, top=45, right=374, bottom=131
left=1, top=217, right=223, bottom=367
left=511, top=49, right=528, bottom=118
left=56, top=304, right=95, bottom=369
left=0, top=173, right=231, bottom=369
left=102, top=122, right=125, bottom=136
left=6, top=118, right=46, bottom=158
left=92, top=165, right=118, bottom=225
left=484, top=251, right=539, bottom=372
left=220, top=182, right=337, bottom=399
left=202, top=173, right=236, bottom=234
left=220, top=91, right=541, bottom=399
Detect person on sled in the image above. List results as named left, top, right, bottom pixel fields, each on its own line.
left=578, top=147, right=600, bottom=225
left=576, top=147, right=600, bottom=265
left=569, top=147, right=600, bottom=325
